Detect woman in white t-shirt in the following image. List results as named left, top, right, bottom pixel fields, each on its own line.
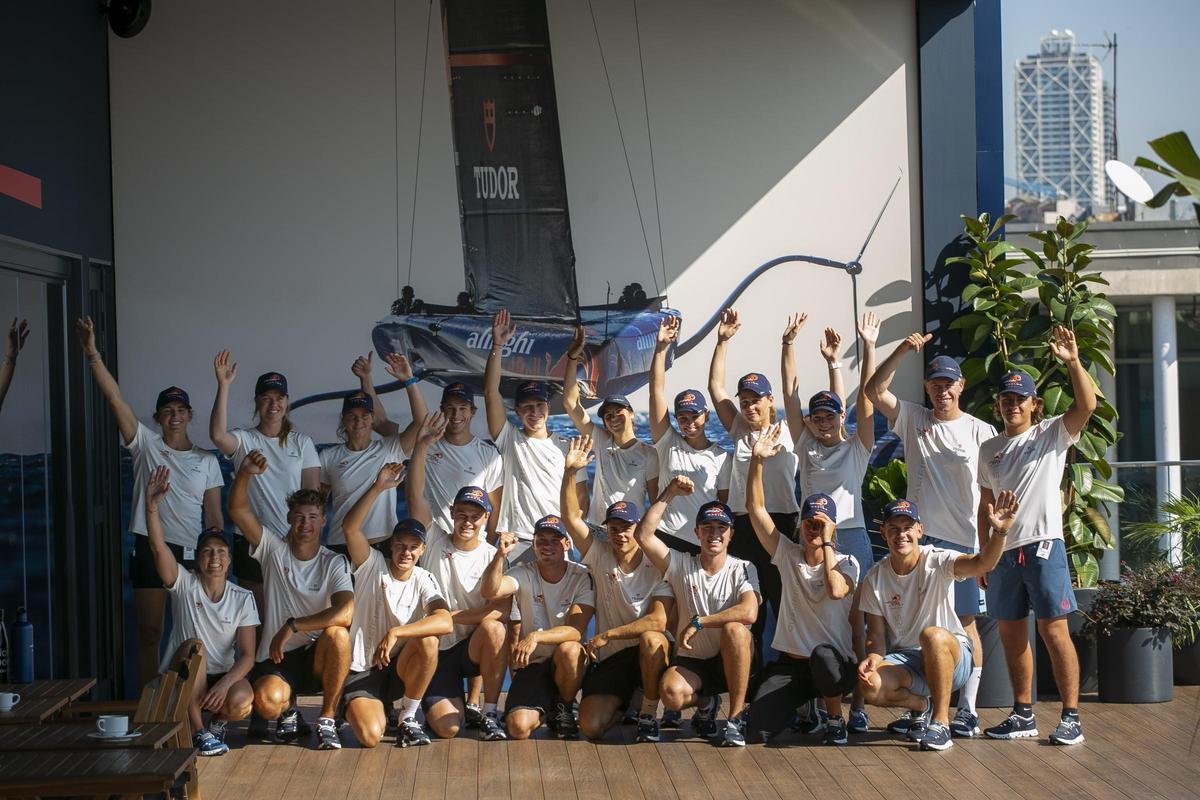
left=75, top=317, right=224, bottom=688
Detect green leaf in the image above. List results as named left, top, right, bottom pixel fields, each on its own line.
left=1087, top=297, right=1116, bottom=317
left=1043, top=384, right=1067, bottom=416
left=962, top=215, right=986, bottom=237
left=1011, top=276, right=1041, bottom=292
left=1019, top=313, right=1052, bottom=339
left=1018, top=247, right=1045, bottom=270
left=1088, top=480, right=1125, bottom=503
left=1148, top=131, right=1200, bottom=177
left=1073, top=431, right=1100, bottom=461
left=1065, top=243, right=1094, bottom=260
left=973, top=298, right=997, bottom=312
left=1070, top=552, right=1099, bottom=588
left=961, top=284, right=983, bottom=303
left=965, top=322, right=990, bottom=352
left=1071, top=464, right=1094, bottom=496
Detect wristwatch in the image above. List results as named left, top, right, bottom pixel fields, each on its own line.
left=689, top=614, right=704, bottom=632
left=821, top=542, right=836, bottom=549
left=287, top=617, right=299, bottom=634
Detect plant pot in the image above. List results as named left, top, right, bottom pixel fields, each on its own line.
left=1037, top=587, right=1098, bottom=697
left=1097, top=627, right=1173, bottom=703
left=975, top=613, right=1037, bottom=708
left=1174, top=637, right=1200, bottom=686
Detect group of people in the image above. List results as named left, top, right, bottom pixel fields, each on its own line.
left=70, top=301, right=1095, bottom=756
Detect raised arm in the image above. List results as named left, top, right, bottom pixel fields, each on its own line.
left=955, top=490, right=1019, bottom=579
left=404, top=412, right=446, bottom=528
left=202, top=488, right=224, bottom=532
left=228, top=450, right=267, bottom=545
left=818, top=517, right=853, bottom=599
left=75, top=317, right=138, bottom=444
left=1051, top=326, right=1098, bottom=437
left=746, top=425, right=784, bottom=557
left=865, top=331, right=931, bottom=423
left=855, top=313, right=879, bottom=451
left=484, top=310, right=515, bottom=439
left=561, top=326, right=594, bottom=435
left=635, top=476, right=693, bottom=572
left=648, top=316, right=679, bottom=442
left=0, top=319, right=29, bottom=415
left=560, top=435, right=595, bottom=557
left=352, top=353, right=399, bottom=437
left=144, top=466, right=180, bottom=588
left=678, top=590, right=758, bottom=652
left=820, top=327, right=846, bottom=400
left=344, top=462, right=405, bottom=569
left=381, top=353, right=427, bottom=453
left=481, top=533, right=520, bottom=599
left=780, top=313, right=807, bottom=430
left=209, top=350, right=240, bottom=456
left=707, top=309, right=740, bottom=431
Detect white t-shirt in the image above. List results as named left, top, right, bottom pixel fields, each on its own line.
left=977, top=416, right=1079, bottom=550
left=251, top=532, right=354, bottom=662
left=796, top=429, right=870, bottom=530
left=162, top=570, right=259, bottom=673
left=418, top=525, right=498, bottom=649
left=770, top=537, right=858, bottom=658
left=319, top=435, right=407, bottom=545
left=507, top=560, right=595, bottom=663
left=858, top=545, right=967, bottom=650
left=348, top=549, right=444, bottom=672
left=422, top=437, right=503, bottom=533
left=653, top=427, right=732, bottom=542
left=586, top=428, right=660, bottom=525
left=893, top=401, right=996, bottom=548
left=581, top=535, right=673, bottom=661
left=495, top=421, right=586, bottom=540
left=662, top=551, right=759, bottom=659
left=231, top=428, right=321, bottom=539
left=127, top=423, right=223, bottom=547
left=727, top=416, right=800, bottom=515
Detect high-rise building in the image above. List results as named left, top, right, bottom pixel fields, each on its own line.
left=1014, top=30, right=1115, bottom=214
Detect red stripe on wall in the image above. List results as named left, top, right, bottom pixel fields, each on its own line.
left=447, top=52, right=551, bottom=68
left=0, top=165, right=43, bottom=209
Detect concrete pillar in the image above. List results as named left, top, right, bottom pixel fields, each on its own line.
left=1151, top=295, right=1182, bottom=565
left=1098, top=334, right=1120, bottom=581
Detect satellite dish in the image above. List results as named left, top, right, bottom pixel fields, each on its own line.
left=105, top=0, right=152, bottom=39
left=1105, top=160, right=1153, bottom=203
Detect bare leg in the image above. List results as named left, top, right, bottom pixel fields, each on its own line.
left=466, top=675, right=484, bottom=708
left=133, top=588, right=167, bottom=687
left=505, top=708, right=542, bottom=740
left=221, top=679, right=255, bottom=722
left=720, top=623, right=753, bottom=718
left=997, top=619, right=1034, bottom=705
left=552, top=641, right=588, bottom=701
left=858, top=664, right=926, bottom=713
left=1037, top=617, right=1080, bottom=711
left=252, top=675, right=292, bottom=720
left=639, top=631, right=670, bottom=707
left=395, top=635, right=440, bottom=699
left=578, top=695, right=622, bottom=740
left=313, top=627, right=352, bottom=719
left=920, top=627, right=962, bottom=726
left=345, top=697, right=387, bottom=748
left=471, top=618, right=508, bottom=706
left=189, top=671, right=209, bottom=732
left=659, top=666, right=703, bottom=712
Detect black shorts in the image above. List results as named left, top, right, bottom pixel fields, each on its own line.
left=252, top=643, right=322, bottom=696
left=129, top=535, right=196, bottom=590
left=672, top=650, right=760, bottom=698
left=504, top=659, right=559, bottom=718
left=342, top=666, right=405, bottom=708
left=657, top=531, right=701, bottom=556
left=423, top=638, right=481, bottom=710
left=206, top=671, right=228, bottom=688
left=233, top=536, right=263, bottom=584
left=581, top=645, right=643, bottom=706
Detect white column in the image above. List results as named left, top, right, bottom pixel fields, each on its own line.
left=1151, top=295, right=1182, bottom=564
left=1098, top=334, right=1120, bottom=581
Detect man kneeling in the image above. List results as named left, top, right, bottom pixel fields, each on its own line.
left=857, top=495, right=1017, bottom=750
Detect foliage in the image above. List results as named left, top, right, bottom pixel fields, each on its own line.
left=1123, top=492, right=1200, bottom=572
left=863, top=458, right=907, bottom=507
left=945, top=213, right=1123, bottom=587
left=1082, top=562, right=1200, bottom=647
left=1133, top=131, right=1200, bottom=221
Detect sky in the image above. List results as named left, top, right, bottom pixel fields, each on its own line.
left=1001, top=0, right=1200, bottom=185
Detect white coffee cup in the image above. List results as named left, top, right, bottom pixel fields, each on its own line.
left=96, top=714, right=130, bottom=737
left=0, top=692, right=19, bottom=711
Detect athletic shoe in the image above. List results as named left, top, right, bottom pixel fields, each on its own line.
left=294, top=708, right=313, bottom=737
left=621, top=707, right=639, bottom=725
left=479, top=712, right=507, bottom=741
left=208, top=719, right=228, bottom=744
left=386, top=707, right=402, bottom=732
left=823, top=716, right=848, bottom=746
left=553, top=700, right=579, bottom=740
left=949, top=708, right=980, bottom=738
left=397, top=716, right=431, bottom=747
left=984, top=713, right=1038, bottom=740
left=316, top=717, right=342, bottom=750
left=636, top=714, right=661, bottom=743
left=660, top=709, right=682, bottom=729
left=247, top=710, right=269, bottom=740
left=691, top=696, right=721, bottom=739
left=904, top=701, right=931, bottom=743
left=848, top=707, right=869, bottom=734
left=463, top=702, right=484, bottom=730
left=193, top=729, right=229, bottom=757
left=793, top=699, right=828, bottom=734
left=276, top=708, right=303, bottom=743
left=885, top=709, right=915, bottom=734
left=1048, top=715, right=1084, bottom=746
left=919, top=721, right=953, bottom=751
left=717, top=717, right=746, bottom=747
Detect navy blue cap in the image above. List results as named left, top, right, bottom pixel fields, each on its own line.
left=808, top=391, right=843, bottom=415
left=392, top=518, right=428, bottom=542
left=514, top=381, right=550, bottom=404
left=801, top=493, right=837, bottom=523
left=453, top=486, right=493, bottom=513
left=156, top=386, right=191, bottom=411
left=255, top=372, right=288, bottom=397
left=737, top=373, right=772, bottom=396
left=925, top=355, right=963, bottom=382
left=441, top=382, right=474, bottom=405
left=341, top=391, right=374, bottom=414
left=598, top=394, right=633, bottom=415
left=533, top=514, right=568, bottom=537
left=696, top=500, right=734, bottom=527
left=674, top=389, right=707, bottom=414
left=883, top=498, right=921, bottom=523
left=998, top=370, right=1037, bottom=398
left=196, top=527, right=230, bottom=550
left=604, top=500, right=642, bottom=525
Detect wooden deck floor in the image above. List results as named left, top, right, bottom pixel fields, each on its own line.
left=196, top=686, right=1200, bottom=800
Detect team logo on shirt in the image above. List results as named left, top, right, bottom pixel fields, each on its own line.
left=195, top=600, right=204, bottom=610
left=887, top=593, right=903, bottom=609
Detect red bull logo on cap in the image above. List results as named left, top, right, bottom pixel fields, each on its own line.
left=464, top=488, right=484, bottom=501
left=680, top=392, right=696, bottom=403
left=612, top=502, right=628, bottom=512
left=543, top=516, right=560, bottom=525
left=1006, top=373, right=1023, bottom=385
left=893, top=500, right=911, bottom=511
left=810, top=497, right=829, bottom=510
left=745, top=374, right=759, bottom=382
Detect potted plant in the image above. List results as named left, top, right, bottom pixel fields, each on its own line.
left=1083, top=562, right=1200, bottom=703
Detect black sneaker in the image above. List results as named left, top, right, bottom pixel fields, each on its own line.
left=919, top=721, right=953, bottom=751
left=984, top=712, right=1038, bottom=740
left=636, top=714, right=660, bottom=743
left=904, top=701, right=931, bottom=743
left=464, top=702, right=484, bottom=729
left=660, top=709, right=683, bottom=729
left=792, top=699, right=827, bottom=734
left=385, top=707, right=401, bottom=733
left=1048, top=714, right=1084, bottom=746
left=717, top=717, right=746, bottom=748
left=553, top=700, right=579, bottom=740
left=691, top=696, right=721, bottom=739
left=823, top=716, right=848, bottom=746
left=621, top=707, right=639, bottom=726
left=247, top=710, right=269, bottom=740
left=949, top=708, right=980, bottom=738
left=847, top=707, right=869, bottom=734
left=479, top=712, right=507, bottom=741
left=316, top=716, right=342, bottom=750
left=276, top=708, right=303, bottom=743
left=886, top=710, right=914, bottom=734
left=397, top=716, right=431, bottom=747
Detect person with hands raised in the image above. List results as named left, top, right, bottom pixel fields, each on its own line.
left=559, top=435, right=674, bottom=743
left=481, top=520, right=595, bottom=740
left=976, top=325, right=1097, bottom=747
left=857, top=492, right=1018, bottom=751
left=75, top=316, right=224, bottom=687
left=145, top=467, right=258, bottom=757
left=229, top=450, right=354, bottom=750
left=350, top=350, right=427, bottom=454
left=742, top=427, right=861, bottom=746
left=635, top=476, right=760, bottom=748
left=0, top=317, right=30, bottom=415
left=339, top=462, right=451, bottom=748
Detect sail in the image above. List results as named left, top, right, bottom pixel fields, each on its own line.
left=443, top=0, right=580, bottom=320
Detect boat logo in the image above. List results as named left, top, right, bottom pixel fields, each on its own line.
left=484, top=100, right=496, bottom=153
left=465, top=328, right=535, bottom=357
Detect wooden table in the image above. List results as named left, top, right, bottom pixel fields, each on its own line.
left=0, top=695, right=69, bottom=725
left=0, top=747, right=196, bottom=796
left=0, top=720, right=182, bottom=750
left=0, top=677, right=97, bottom=701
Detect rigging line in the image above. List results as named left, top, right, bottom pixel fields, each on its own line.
left=405, top=0, right=435, bottom=290
left=587, top=0, right=660, bottom=296
left=393, top=0, right=400, bottom=298
left=633, top=0, right=667, bottom=293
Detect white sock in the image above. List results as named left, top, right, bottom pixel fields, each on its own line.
left=484, top=702, right=498, bottom=716
left=959, top=667, right=983, bottom=715
left=399, top=696, right=421, bottom=721
left=640, top=696, right=658, bottom=717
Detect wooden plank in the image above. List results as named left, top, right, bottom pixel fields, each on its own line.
left=220, top=741, right=283, bottom=799
left=650, top=741, right=712, bottom=799
left=314, top=749, right=361, bottom=799
left=247, top=739, right=305, bottom=800
left=413, top=740, right=451, bottom=800
left=775, top=737, right=851, bottom=797
left=715, top=744, right=779, bottom=800
left=194, top=739, right=245, bottom=799
left=592, top=740, right=645, bottom=800
left=477, top=737, right=512, bottom=800
left=0, top=748, right=192, bottom=794
left=382, top=742, right=422, bottom=799
left=0, top=696, right=68, bottom=724
left=278, top=743, right=335, bottom=800
left=684, top=741, right=747, bottom=800
left=745, top=744, right=817, bottom=800
left=0, top=720, right=181, bottom=750
left=508, top=739, right=546, bottom=800
left=870, top=744, right=990, bottom=800
left=543, top=738, right=584, bottom=799
left=442, top=737, right=480, bottom=800
left=0, top=678, right=96, bottom=701
left=622, top=739, right=681, bottom=800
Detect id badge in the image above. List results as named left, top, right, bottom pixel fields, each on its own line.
left=1035, top=540, right=1053, bottom=560
left=184, top=547, right=196, bottom=560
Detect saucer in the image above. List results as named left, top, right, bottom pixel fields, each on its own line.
left=87, top=730, right=142, bottom=741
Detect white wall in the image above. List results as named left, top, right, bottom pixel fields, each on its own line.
left=108, top=0, right=923, bottom=443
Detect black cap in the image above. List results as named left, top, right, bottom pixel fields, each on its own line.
left=255, top=372, right=288, bottom=396
left=196, top=527, right=231, bottom=550
left=156, top=386, right=191, bottom=411
left=392, top=518, right=428, bottom=542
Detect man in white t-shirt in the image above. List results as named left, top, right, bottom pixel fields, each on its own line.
left=866, top=332, right=998, bottom=737
left=636, top=479, right=760, bottom=748
left=484, top=310, right=587, bottom=561
left=229, top=451, right=355, bottom=750
left=857, top=496, right=1016, bottom=751
left=145, top=467, right=257, bottom=758
left=976, top=326, right=1097, bottom=747
left=340, top=463, right=452, bottom=749
left=559, top=436, right=675, bottom=743
left=482, top=517, right=595, bottom=740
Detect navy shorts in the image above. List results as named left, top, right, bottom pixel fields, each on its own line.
left=985, top=539, right=1077, bottom=621
left=252, top=643, right=322, bottom=696
left=923, top=535, right=985, bottom=617
left=423, top=638, right=481, bottom=710
left=582, top=645, right=643, bottom=707
left=504, top=659, right=558, bottom=719
left=883, top=637, right=974, bottom=698
left=343, top=666, right=406, bottom=708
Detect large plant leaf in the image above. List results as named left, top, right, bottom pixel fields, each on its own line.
left=1148, top=131, right=1200, bottom=177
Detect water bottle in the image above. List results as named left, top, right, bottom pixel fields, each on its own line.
left=12, top=607, right=33, bottom=683
left=0, top=609, right=9, bottom=682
